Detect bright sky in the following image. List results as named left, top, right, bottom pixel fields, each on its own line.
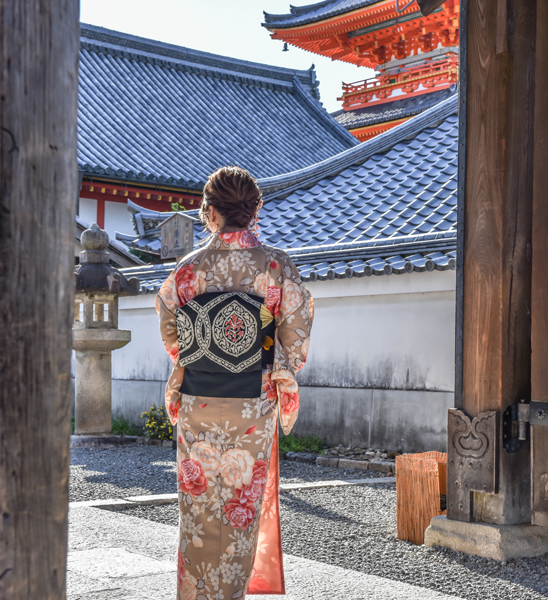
left=79, top=0, right=374, bottom=114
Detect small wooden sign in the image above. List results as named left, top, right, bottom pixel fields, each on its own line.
left=160, top=213, right=194, bottom=259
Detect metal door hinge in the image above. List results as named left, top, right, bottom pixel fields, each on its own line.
left=503, top=400, right=548, bottom=453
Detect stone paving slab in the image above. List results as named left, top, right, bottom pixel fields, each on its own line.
left=69, top=478, right=397, bottom=512
left=68, top=505, right=463, bottom=600
left=252, top=554, right=464, bottom=600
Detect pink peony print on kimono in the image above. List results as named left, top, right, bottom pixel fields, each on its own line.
left=167, top=342, right=179, bottom=365
left=262, top=371, right=278, bottom=403
left=175, top=264, right=197, bottom=305
left=280, top=390, right=300, bottom=416
left=178, top=571, right=198, bottom=600
left=266, top=286, right=282, bottom=317
left=223, top=497, right=257, bottom=529
left=178, top=458, right=208, bottom=497
left=253, top=272, right=276, bottom=297
left=235, top=459, right=268, bottom=504
left=280, top=280, right=303, bottom=318
left=189, top=441, right=221, bottom=477
left=167, top=399, right=179, bottom=423
left=219, top=230, right=260, bottom=249
left=155, top=271, right=179, bottom=312
left=220, top=448, right=255, bottom=488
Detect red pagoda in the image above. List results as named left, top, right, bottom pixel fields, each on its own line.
left=263, top=0, right=460, bottom=140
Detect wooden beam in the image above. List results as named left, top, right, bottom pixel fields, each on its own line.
left=0, top=1, right=79, bottom=598
left=459, top=0, right=536, bottom=525
left=530, top=0, right=548, bottom=527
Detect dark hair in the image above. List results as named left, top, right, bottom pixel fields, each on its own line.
left=200, top=166, right=262, bottom=229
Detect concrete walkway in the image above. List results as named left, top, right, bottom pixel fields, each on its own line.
left=68, top=504, right=463, bottom=600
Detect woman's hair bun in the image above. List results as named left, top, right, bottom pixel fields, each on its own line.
left=200, top=166, right=262, bottom=229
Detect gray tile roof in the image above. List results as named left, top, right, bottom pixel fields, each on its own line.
left=121, top=262, right=177, bottom=295
left=78, top=25, right=358, bottom=190
left=119, top=93, right=458, bottom=289
left=263, top=0, right=381, bottom=29
left=290, top=235, right=456, bottom=281
left=332, top=86, right=458, bottom=130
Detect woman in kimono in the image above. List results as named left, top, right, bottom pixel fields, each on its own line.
left=156, top=167, right=314, bottom=600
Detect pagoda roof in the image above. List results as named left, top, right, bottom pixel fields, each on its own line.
left=263, top=0, right=381, bottom=29
left=332, top=86, right=457, bottom=131
left=78, top=24, right=358, bottom=191
left=118, top=93, right=458, bottom=283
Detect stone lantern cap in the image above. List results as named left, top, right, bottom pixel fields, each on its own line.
left=75, top=223, right=140, bottom=295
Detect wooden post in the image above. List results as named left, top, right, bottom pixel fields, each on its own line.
left=0, top=2, right=79, bottom=598
left=460, top=0, right=536, bottom=525
left=531, top=0, right=548, bottom=527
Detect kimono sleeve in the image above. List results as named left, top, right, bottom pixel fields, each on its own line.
left=269, top=257, right=314, bottom=435
left=155, top=267, right=185, bottom=425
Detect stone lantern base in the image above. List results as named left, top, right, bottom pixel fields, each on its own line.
left=73, top=328, right=131, bottom=435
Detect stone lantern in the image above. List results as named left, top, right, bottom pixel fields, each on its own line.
left=73, top=223, right=140, bottom=435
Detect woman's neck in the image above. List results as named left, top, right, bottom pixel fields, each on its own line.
left=218, top=226, right=249, bottom=233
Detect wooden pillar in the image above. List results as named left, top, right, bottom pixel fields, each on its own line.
left=0, top=2, right=79, bottom=599
left=460, top=0, right=536, bottom=525
left=531, top=0, right=548, bottom=527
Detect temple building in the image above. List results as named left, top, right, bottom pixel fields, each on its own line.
left=263, top=0, right=460, bottom=140
left=76, top=24, right=357, bottom=243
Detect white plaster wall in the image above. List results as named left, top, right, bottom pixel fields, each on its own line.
left=78, top=197, right=97, bottom=226
left=113, top=295, right=171, bottom=383
left=301, top=270, right=456, bottom=392
left=300, top=290, right=455, bottom=390
left=105, top=201, right=134, bottom=240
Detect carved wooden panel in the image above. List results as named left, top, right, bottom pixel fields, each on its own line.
left=447, top=409, right=498, bottom=521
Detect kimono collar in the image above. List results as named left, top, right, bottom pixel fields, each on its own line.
left=208, top=230, right=261, bottom=250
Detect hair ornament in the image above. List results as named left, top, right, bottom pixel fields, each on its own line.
left=251, top=197, right=263, bottom=238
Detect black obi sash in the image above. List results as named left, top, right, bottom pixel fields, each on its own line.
left=175, top=291, right=275, bottom=398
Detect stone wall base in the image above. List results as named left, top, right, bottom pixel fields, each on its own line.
left=425, top=515, right=548, bottom=561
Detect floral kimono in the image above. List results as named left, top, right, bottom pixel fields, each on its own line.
left=156, top=230, right=314, bottom=600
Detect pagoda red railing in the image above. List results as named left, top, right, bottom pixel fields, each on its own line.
left=338, top=54, right=459, bottom=110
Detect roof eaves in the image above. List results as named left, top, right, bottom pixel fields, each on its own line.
left=332, top=85, right=458, bottom=130
left=262, top=0, right=382, bottom=29
left=258, top=92, right=458, bottom=200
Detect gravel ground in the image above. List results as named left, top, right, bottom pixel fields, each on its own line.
left=116, top=484, right=548, bottom=600
left=69, top=446, right=384, bottom=502
left=70, top=446, right=177, bottom=501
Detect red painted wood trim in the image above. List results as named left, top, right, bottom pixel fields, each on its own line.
left=97, top=199, right=105, bottom=229
left=349, top=117, right=409, bottom=141
left=79, top=180, right=201, bottom=211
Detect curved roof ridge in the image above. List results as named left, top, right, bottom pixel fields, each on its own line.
left=262, top=0, right=382, bottom=29
left=286, top=230, right=457, bottom=256
left=292, top=77, right=360, bottom=147
left=80, top=23, right=317, bottom=91
left=258, top=92, right=458, bottom=199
